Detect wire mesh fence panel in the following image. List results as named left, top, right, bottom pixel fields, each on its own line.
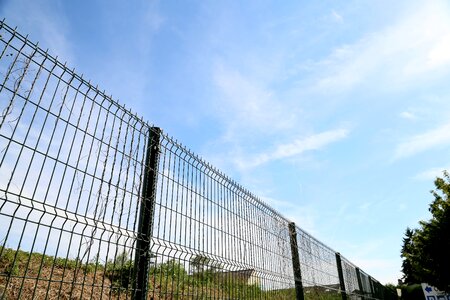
left=0, top=20, right=152, bottom=299
left=340, top=256, right=360, bottom=298
left=147, top=133, right=296, bottom=299
left=371, top=279, right=385, bottom=300
left=295, top=228, right=342, bottom=299
left=359, top=269, right=374, bottom=299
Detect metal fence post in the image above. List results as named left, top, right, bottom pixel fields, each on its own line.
left=373, top=279, right=381, bottom=299
left=368, top=276, right=375, bottom=298
left=335, top=252, right=347, bottom=300
left=288, top=222, right=305, bottom=300
left=355, top=267, right=364, bottom=299
left=133, top=127, right=161, bottom=300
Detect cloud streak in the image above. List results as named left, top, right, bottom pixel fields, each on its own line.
left=399, top=111, right=416, bottom=120
left=213, top=63, right=297, bottom=135
left=414, top=167, right=449, bottom=181
left=1, top=0, right=74, bottom=64
left=238, top=128, right=349, bottom=169
left=394, top=122, right=450, bottom=159
left=312, top=1, right=450, bottom=93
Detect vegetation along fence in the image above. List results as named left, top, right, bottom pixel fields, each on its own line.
left=0, top=20, right=396, bottom=299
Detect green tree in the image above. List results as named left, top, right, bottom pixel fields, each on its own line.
left=154, top=259, right=188, bottom=279
left=190, top=254, right=210, bottom=273
left=400, top=171, right=450, bottom=292
left=400, top=228, right=420, bottom=284
left=106, top=251, right=134, bottom=289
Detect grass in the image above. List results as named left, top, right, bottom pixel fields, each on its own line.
left=0, top=246, right=123, bottom=299
left=0, top=247, right=303, bottom=299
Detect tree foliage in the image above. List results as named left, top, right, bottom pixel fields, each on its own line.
left=401, top=171, right=450, bottom=292
left=191, top=254, right=210, bottom=273
left=190, top=254, right=221, bottom=274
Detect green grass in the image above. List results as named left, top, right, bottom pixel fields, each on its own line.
left=0, top=247, right=301, bottom=299
left=0, top=246, right=103, bottom=277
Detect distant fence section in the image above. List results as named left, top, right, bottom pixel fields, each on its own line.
left=0, top=20, right=396, bottom=299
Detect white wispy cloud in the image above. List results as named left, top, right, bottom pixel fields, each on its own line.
left=312, top=1, right=450, bottom=93
left=237, top=128, right=349, bottom=169
left=2, top=0, right=74, bottom=64
left=414, top=167, right=449, bottom=181
left=399, top=111, right=416, bottom=120
left=394, top=122, right=450, bottom=159
left=142, top=3, right=165, bottom=32
left=331, top=10, right=344, bottom=24
left=213, top=63, right=297, bottom=135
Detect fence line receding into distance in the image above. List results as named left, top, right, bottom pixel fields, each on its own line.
left=0, top=20, right=396, bottom=300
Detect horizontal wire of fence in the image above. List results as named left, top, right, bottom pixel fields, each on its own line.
left=0, top=20, right=396, bottom=300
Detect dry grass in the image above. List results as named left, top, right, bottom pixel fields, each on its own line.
left=0, top=247, right=295, bottom=299
left=0, top=247, right=131, bottom=300
left=0, top=268, right=126, bottom=299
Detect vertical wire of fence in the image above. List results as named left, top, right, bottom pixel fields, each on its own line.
left=0, top=20, right=394, bottom=300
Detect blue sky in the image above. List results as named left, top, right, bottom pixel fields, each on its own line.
left=2, top=0, right=450, bottom=284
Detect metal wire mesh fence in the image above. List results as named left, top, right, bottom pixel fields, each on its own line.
left=295, top=228, right=342, bottom=299
left=0, top=20, right=396, bottom=299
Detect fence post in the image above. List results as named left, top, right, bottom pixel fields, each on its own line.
left=335, top=252, right=347, bottom=300
left=288, top=222, right=305, bottom=300
left=355, top=267, right=364, bottom=299
left=133, top=127, right=161, bottom=300
left=368, top=276, right=375, bottom=298
left=373, top=279, right=380, bottom=299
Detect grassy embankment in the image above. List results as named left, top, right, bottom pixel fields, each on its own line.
left=0, top=247, right=299, bottom=299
